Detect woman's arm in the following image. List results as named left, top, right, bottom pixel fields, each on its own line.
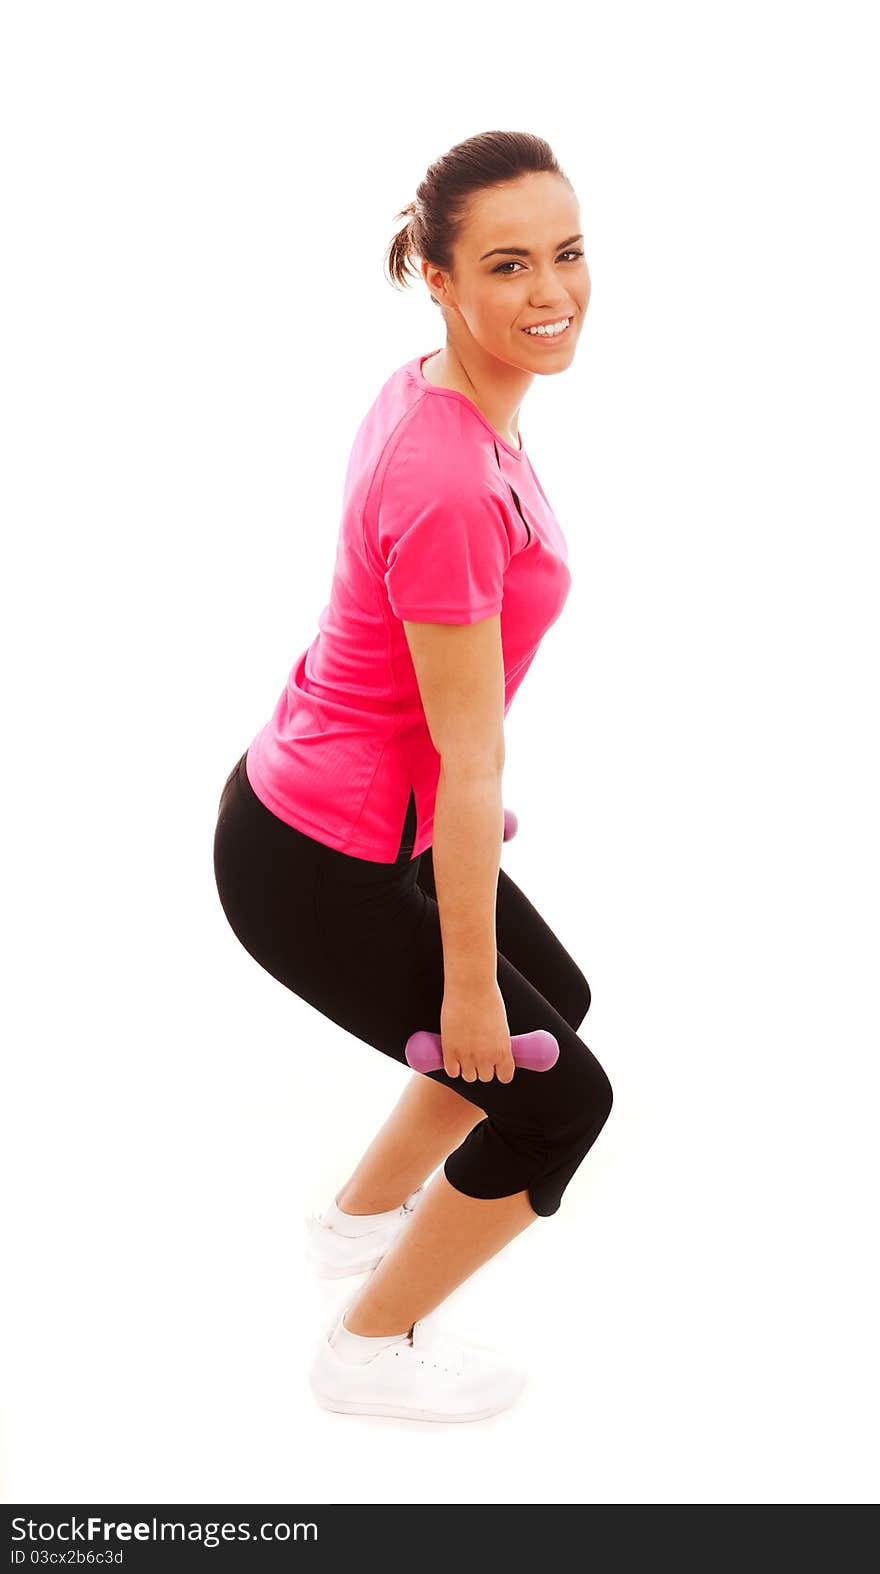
left=402, top=615, right=513, bottom=1082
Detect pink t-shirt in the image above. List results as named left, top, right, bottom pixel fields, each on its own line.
left=245, top=350, right=572, bottom=862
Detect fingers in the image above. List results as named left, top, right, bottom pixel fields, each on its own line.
left=441, top=1057, right=516, bottom=1084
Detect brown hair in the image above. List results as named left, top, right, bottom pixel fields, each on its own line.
left=385, top=130, right=571, bottom=308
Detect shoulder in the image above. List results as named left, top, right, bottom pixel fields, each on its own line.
left=375, top=392, right=501, bottom=512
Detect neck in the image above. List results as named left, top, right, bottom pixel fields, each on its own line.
left=432, top=338, right=531, bottom=449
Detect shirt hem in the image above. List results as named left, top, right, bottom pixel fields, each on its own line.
left=389, top=599, right=503, bottom=623
left=246, top=750, right=433, bottom=863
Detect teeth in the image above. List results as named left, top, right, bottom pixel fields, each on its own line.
left=524, top=318, right=570, bottom=336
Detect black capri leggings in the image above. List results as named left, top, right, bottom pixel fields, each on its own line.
left=212, top=751, right=613, bottom=1217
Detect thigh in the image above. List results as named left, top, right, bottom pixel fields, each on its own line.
left=416, top=845, right=590, bottom=1030
left=312, top=849, right=604, bottom=1145
left=216, top=761, right=602, bottom=1145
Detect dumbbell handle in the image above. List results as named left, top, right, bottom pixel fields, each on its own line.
left=405, top=1028, right=559, bottom=1075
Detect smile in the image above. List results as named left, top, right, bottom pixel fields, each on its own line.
left=521, top=316, right=572, bottom=340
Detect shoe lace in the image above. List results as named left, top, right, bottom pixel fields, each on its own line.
left=392, top=1347, right=464, bottom=1377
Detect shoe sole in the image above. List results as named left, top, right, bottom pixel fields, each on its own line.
left=309, top=1384, right=525, bottom=1422
left=306, top=1252, right=384, bottom=1279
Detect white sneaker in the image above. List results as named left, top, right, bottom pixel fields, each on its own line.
left=308, top=1307, right=527, bottom=1422
left=304, top=1186, right=425, bottom=1279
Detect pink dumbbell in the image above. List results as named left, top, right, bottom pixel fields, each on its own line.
left=503, top=808, right=518, bottom=841
left=405, top=1028, right=559, bottom=1075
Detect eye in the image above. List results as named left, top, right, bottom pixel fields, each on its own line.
left=492, top=249, right=584, bottom=275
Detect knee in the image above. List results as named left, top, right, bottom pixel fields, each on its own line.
left=592, top=1061, right=613, bottom=1132
left=555, top=1055, right=613, bottom=1152
left=563, top=968, right=591, bottom=1029
left=442, top=1057, right=613, bottom=1218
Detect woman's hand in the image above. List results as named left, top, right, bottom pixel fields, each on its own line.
left=440, top=981, right=516, bottom=1084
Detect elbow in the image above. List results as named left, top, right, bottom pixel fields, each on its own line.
left=438, top=743, right=505, bottom=781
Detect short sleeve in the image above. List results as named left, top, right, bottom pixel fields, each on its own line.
left=376, top=445, right=515, bottom=625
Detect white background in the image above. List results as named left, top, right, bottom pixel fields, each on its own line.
left=2, top=0, right=878, bottom=1507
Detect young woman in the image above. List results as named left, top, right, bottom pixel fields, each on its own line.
left=213, top=130, right=613, bottom=1422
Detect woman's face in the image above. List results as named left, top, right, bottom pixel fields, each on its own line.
left=424, top=172, right=591, bottom=375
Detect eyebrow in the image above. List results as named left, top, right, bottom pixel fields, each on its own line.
left=479, top=233, right=584, bottom=261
